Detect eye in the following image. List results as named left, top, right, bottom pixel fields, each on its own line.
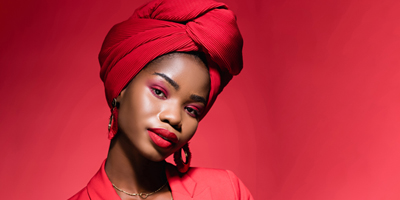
left=151, top=87, right=167, bottom=99
left=185, top=106, right=200, bottom=118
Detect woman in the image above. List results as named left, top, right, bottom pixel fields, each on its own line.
left=69, top=0, right=253, bottom=199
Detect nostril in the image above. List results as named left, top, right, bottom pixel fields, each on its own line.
left=161, top=118, right=182, bottom=132
left=172, top=124, right=182, bottom=132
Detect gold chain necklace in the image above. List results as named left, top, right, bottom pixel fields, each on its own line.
left=112, top=181, right=168, bottom=199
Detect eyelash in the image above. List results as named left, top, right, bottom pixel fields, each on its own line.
left=185, top=106, right=200, bottom=118
left=150, top=86, right=201, bottom=118
left=151, top=87, right=167, bottom=99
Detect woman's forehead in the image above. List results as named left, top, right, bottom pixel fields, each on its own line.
left=144, top=53, right=209, bottom=79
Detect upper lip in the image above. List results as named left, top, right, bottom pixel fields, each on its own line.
left=148, top=128, right=178, bottom=144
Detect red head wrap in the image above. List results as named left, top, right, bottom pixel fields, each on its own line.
left=99, top=0, right=243, bottom=138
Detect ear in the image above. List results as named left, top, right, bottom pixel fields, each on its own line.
left=116, top=88, right=127, bottom=103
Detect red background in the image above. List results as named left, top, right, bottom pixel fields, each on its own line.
left=1, top=0, right=400, bottom=199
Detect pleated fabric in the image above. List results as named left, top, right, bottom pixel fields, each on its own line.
left=99, top=0, right=243, bottom=120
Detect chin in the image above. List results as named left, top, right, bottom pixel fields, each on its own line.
left=146, top=153, right=170, bottom=162
left=142, top=146, right=173, bottom=162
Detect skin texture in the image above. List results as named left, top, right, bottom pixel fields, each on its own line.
left=105, top=53, right=210, bottom=200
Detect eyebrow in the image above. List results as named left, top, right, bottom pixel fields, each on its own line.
left=153, top=72, right=207, bottom=105
left=154, top=72, right=179, bottom=90
left=190, top=94, right=207, bottom=105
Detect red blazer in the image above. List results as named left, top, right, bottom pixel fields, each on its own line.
left=69, top=160, right=254, bottom=200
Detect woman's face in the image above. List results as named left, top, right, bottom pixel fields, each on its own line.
left=116, top=53, right=210, bottom=161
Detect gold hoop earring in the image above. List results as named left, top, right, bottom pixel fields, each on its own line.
left=174, top=143, right=191, bottom=173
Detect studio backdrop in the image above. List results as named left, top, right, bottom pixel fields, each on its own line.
left=1, top=0, right=400, bottom=199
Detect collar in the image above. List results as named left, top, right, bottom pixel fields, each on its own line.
left=87, top=160, right=120, bottom=199
left=86, top=159, right=213, bottom=200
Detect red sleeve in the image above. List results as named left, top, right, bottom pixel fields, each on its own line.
left=226, top=170, right=255, bottom=200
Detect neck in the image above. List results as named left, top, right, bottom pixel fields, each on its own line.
left=105, top=132, right=167, bottom=194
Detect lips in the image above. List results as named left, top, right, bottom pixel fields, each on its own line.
left=148, top=128, right=178, bottom=148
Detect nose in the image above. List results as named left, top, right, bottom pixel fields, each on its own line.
left=159, top=102, right=182, bottom=131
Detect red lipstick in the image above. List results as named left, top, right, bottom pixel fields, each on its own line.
left=148, top=128, right=178, bottom=148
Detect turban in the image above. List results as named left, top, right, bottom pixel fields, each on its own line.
left=99, top=0, right=243, bottom=138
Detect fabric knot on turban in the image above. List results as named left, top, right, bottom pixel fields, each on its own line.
left=99, top=0, right=243, bottom=121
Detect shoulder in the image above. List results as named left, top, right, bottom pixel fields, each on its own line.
left=190, top=167, right=252, bottom=197
left=167, top=163, right=254, bottom=200
left=186, top=167, right=239, bottom=185
left=68, top=187, right=89, bottom=200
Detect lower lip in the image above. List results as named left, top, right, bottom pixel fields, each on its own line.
left=148, top=130, right=173, bottom=148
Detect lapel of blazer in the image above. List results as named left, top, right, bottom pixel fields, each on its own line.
left=166, top=163, right=213, bottom=200
left=87, top=160, right=121, bottom=200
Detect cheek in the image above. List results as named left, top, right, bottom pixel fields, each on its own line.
left=118, top=89, right=160, bottom=130
left=137, top=93, right=159, bottom=115
left=182, top=119, right=199, bottom=141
